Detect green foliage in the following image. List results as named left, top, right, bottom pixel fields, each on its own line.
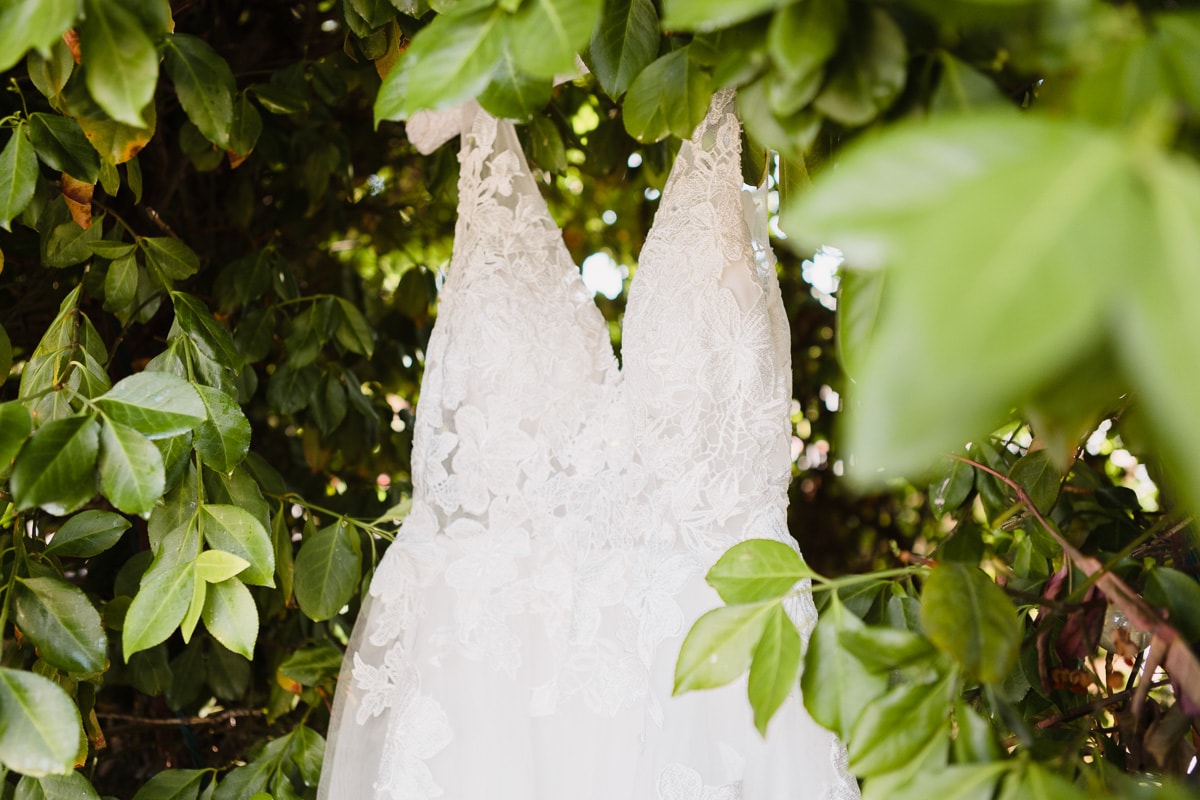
left=0, top=0, right=1197, bottom=797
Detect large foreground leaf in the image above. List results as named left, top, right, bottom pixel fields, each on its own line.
left=13, top=576, right=107, bottom=673
left=0, top=667, right=81, bottom=776
left=9, top=415, right=100, bottom=516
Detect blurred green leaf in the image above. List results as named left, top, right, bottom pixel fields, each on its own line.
left=813, top=7, right=906, bottom=126
left=16, top=771, right=102, bottom=800
left=80, top=0, right=159, bottom=127
left=1144, top=567, right=1200, bottom=644
left=507, top=0, right=600, bottom=79
left=0, top=669, right=79, bottom=776
left=478, top=45, right=551, bottom=120
left=920, top=563, right=1019, bottom=684
left=767, top=0, right=844, bottom=84
left=0, top=0, right=78, bottom=73
left=662, top=0, right=782, bottom=32
left=0, top=400, right=32, bottom=474
left=623, top=47, right=712, bottom=143
left=589, top=0, right=658, bottom=98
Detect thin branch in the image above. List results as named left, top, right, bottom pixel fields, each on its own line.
left=95, top=708, right=262, bottom=727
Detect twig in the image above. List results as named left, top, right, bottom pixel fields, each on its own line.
left=96, top=708, right=261, bottom=727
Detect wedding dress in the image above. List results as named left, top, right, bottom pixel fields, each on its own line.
left=318, top=90, right=858, bottom=799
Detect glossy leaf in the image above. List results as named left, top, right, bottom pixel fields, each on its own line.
left=195, top=550, right=250, bottom=585
left=706, top=538, right=813, bottom=603
left=334, top=297, right=375, bottom=358
left=202, top=578, right=258, bottom=659
left=801, top=596, right=887, bottom=737
left=589, top=0, right=659, bottom=98
left=95, top=372, right=206, bottom=438
left=0, top=400, right=32, bottom=474
left=294, top=522, right=361, bottom=621
left=1008, top=450, right=1061, bottom=514
left=15, top=772, right=102, bottom=800
left=0, top=666, right=82, bottom=776
left=13, top=576, right=107, bottom=673
left=9, top=415, right=100, bottom=516
left=130, top=769, right=207, bottom=800
left=123, top=562, right=195, bottom=657
left=45, top=509, right=130, bottom=558
left=624, top=48, right=713, bottom=143
left=141, top=237, right=200, bottom=282
left=848, top=672, right=954, bottom=775
left=920, top=563, right=1019, bottom=684
left=171, top=292, right=243, bottom=367
left=194, top=385, right=251, bottom=473
left=200, top=504, right=275, bottom=586
left=104, top=253, right=138, bottom=312
left=674, top=600, right=776, bottom=694
left=80, top=0, right=158, bottom=127
left=0, top=121, right=38, bottom=230
left=508, top=0, right=601, bottom=79
left=99, top=419, right=165, bottom=515
left=29, top=113, right=100, bottom=183
left=163, top=34, right=236, bottom=149
left=747, top=603, right=801, bottom=735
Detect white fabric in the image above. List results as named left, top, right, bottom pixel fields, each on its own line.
left=318, top=91, right=859, bottom=800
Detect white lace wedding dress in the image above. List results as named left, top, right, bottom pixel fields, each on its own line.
left=318, top=91, right=858, bottom=800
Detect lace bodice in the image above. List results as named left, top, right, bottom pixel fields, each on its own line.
left=319, top=92, right=856, bottom=800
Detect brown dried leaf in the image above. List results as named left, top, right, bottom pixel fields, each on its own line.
left=61, top=172, right=94, bottom=229
left=63, top=29, right=81, bottom=64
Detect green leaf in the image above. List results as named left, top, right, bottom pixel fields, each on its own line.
left=767, top=0, right=845, bottom=83
left=662, top=0, right=782, bottom=31
left=1144, top=567, right=1200, bottom=644
left=478, top=45, right=552, bottom=120
left=588, top=0, right=659, bottom=98
left=277, top=644, right=344, bottom=686
left=123, top=561, right=195, bottom=657
left=229, top=92, right=263, bottom=157
left=45, top=510, right=130, bottom=558
left=29, top=113, right=100, bottom=183
left=0, top=323, right=11, bottom=385
left=9, top=415, right=100, bottom=516
left=202, top=578, right=258, bottom=659
left=194, top=385, right=251, bottom=473
left=0, top=0, right=79, bottom=72
left=141, top=237, right=200, bottom=282
left=747, top=603, right=801, bottom=735
left=706, top=539, right=814, bottom=603
left=0, top=400, right=33, bottom=474
left=508, top=0, right=601, bottom=79
left=812, top=7, right=906, bottom=126
left=998, top=761, right=1090, bottom=800
left=623, top=47, right=713, bottom=143
left=15, top=772, right=102, bottom=800
left=272, top=510, right=295, bottom=602
left=67, top=83, right=157, bottom=165
left=309, top=373, right=347, bottom=435
left=79, top=0, right=158, bottom=126
left=885, top=762, right=1008, bottom=800
left=41, top=208, right=105, bottom=267
left=199, top=504, right=275, bottom=587
left=388, top=6, right=503, bottom=119
left=333, top=298, right=375, bottom=358
left=1008, top=449, right=1060, bottom=514
left=786, top=116, right=1137, bottom=481
left=847, top=672, right=954, bottom=776
left=674, top=600, right=776, bottom=694
left=163, top=34, right=236, bottom=149
left=526, top=115, right=567, bottom=173
left=267, top=362, right=319, bottom=415
left=131, top=769, right=207, bottom=800
left=837, top=624, right=937, bottom=673
left=920, top=563, right=1019, bottom=684
left=294, top=522, right=361, bottom=621
left=95, top=372, right=207, bottom=438
left=929, top=455, right=974, bottom=515
left=13, top=576, right=107, bottom=673
left=0, top=122, right=39, bottom=230
left=99, top=419, right=165, bottom=515
left=0, top=666, right=82, bottom=776
left=951, top=701, right=1002, bottom=765
left=195, top=549, right=250, bottom=583
left=171, top=292, right=243, bottom=368
left=179, top=572, right=206, bottom=642
left=931, top=53, right=1009, bottom=115
left=28, top=40, right=75, bottom=105
left=104, top=253, right=138, bottom=313
left=801, top=596, right=888, bottom=737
